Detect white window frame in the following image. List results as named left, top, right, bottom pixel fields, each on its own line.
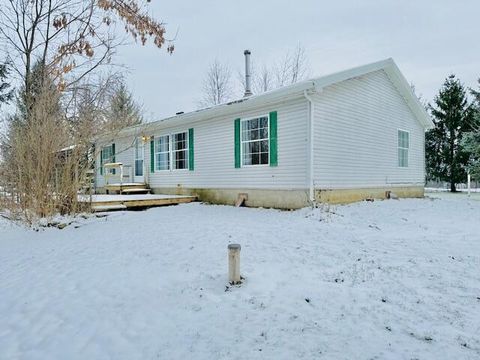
left=154, top=131, right=189, bottom=172
left=397, top=129, right=409, bottom=168
left=240, top=114, right=270, bottom=167
left=172, top=131, right=189, bottom=171
left=134, top=137, right=145, bottom=177
left=154, top=135, right=170, bottom=172
left=102, top=144, right=114, bottom=164
left=101, top=144, right=114, bottom=175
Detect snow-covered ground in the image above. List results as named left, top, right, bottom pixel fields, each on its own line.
left=1, top=195, right=479, bottom=359
left=426, top=187, right=480, bottom=200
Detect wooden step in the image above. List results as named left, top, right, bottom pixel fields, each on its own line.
left=120, top=188, right=151, bottom=194
left=92, top=204, right=128, bottom=212
left=105, top=183, right=147, bottom=192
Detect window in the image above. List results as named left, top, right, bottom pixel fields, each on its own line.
left=102, top=144, right=114, bottom=164
left=153, top=132, right=189, bottom=171
left=398, top=130, right=409, bottom=167
left=241, top=116, right=269, bottom=166
left=134, top=138, right=144, bottom=176
left=155, top=135, right=170, bottom=171
left=101, top=144, right=115, bottom=175
left=172, top=132, right=189, bottom=170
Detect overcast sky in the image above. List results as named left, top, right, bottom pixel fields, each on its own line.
left=116, top=0, right=480, bottom=121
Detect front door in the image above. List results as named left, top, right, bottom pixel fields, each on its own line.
left=134, top=138, right=145, bottom=183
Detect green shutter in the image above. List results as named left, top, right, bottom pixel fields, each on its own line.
left=269, top=111, right=278, bottom=166
left=150, top=136, right=155, bottom=173
left=188, top=128, right=194, bottom=171
left=100, top=149, right=104, bottom=175
left=111, top=143, right=116, bottom=174
left=234, top=118, right=241, bottom=168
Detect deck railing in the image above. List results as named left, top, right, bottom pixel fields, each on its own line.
left=103, top=163, right=133, bottom=186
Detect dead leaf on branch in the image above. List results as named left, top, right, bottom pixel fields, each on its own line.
left=96, top=0, right=172, bottom=51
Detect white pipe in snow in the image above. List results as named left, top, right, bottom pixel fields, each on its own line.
left=228, top=243, right=241, bottom=284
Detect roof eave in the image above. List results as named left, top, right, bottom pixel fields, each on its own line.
left=383, top=60, right=434, bottom=130
left=96, top=80, right=315, bottom=142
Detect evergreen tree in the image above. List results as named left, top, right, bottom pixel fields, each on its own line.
left=0, top=62, right=13, bottom=107
left=104, top=82, right=142, bottom=132
left=5, top=62, right=60, bottom=135
left=462, top=132, right=480, bottom=179
left=472, top=78, right=480, bottom=104
left=426, top=75, right=476, bottom=192
left=1, top=62, right=62, bottom=165
left=461, top=79, right=480, bottom=179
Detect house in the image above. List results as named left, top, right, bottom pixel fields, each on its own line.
left=94, top=57, right=433, bottom=209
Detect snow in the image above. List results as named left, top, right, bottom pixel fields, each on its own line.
left=1, top=195, right=480, bottom=359
left=426, top=187, right=480, bottom=193
left=426, top=188, right=480, bottom=201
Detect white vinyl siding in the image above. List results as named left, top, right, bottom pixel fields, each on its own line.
left=398, top=130, right=409, bottom=167
left=96, top=69, right=426, bottom=192
left=312, top=69, right=425, bottom=188
left=146, top=97, right=308, bottom=190
left=241, top=115, right=269, bottom=166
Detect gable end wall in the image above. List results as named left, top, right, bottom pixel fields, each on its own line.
left=313, top=69, right=426, bottom=189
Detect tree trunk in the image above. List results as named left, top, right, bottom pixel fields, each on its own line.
left=450, top=182, right=457, bottom=192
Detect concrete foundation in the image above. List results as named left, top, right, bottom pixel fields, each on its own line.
left=315, top=186, right=424, bottom=204
left=150, top=187, right=310, bottom=209
left=146, top=185, right=425, bottom=209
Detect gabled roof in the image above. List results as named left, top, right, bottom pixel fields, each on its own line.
left=99, top=58, right=433, bottom=141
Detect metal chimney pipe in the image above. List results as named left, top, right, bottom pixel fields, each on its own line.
left=244, top=50, right=252, bottom=97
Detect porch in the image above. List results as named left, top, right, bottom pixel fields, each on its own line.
left=101, top=162, right=150, bottom=194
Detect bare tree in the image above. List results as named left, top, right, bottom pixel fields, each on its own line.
left=274, top=44, right=310, bottom=87
left=0, top=0, right=173, bottom=97
left=236, top=60, right=273, bottom=94
left=200, top=59, right=233, bottom=107
left=68, top=75, right=115, bottom=138
left=236, top=44, right=310, bottom=97
left=0, top=0, right=172, bottom=221
left=410, top=83, right=428, bottom=109
left=0, top=66, right=146, bottom=222
left=274, top=51, right=293, bottom=88
left=289, top=44, right=309, bottom=84
left=254, top=64, right=273, bottom=93
left=0, top=67, right=70, bottom=221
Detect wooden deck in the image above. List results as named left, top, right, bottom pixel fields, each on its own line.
left=79, top=194, right=197, bottom=211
